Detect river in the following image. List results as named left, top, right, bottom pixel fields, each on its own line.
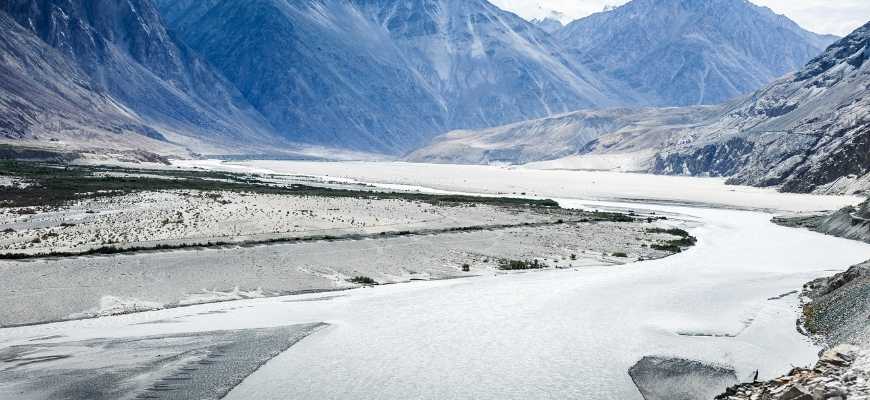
left=2, top=162, right=869, bottom=399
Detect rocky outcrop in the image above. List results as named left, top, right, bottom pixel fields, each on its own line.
left=651, top=137, right=755, bottom=177
left=715, top=346, right=869, bottom=400
left=628, top=356, right=738, bottom=400
left=774, top=200, right=870, bottom=244
left=802, top=262, right=870, bottom=346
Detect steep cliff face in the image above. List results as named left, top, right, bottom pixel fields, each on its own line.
left=556, top=0, right=837, bottom=106
left=0, top=0, right=282, bottom=155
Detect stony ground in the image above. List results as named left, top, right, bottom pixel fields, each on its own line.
left=0, top=216, right=688, bottom=326
left=0, top=190, right=573, bottom=254
left=716, top=345, right=869, bottom=400
left=0, top=163, right=698, bottom=326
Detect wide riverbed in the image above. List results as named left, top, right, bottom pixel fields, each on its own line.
left=2, top=162, right=869, bottom=399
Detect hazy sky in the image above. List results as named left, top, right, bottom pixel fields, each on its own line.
left=489, top=0, right=870, bottom=36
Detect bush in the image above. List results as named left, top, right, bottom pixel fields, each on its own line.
left=647, top=227, right=691, bottom=238
left=651, top=243, right=682, bottom=253
left=348, top=276, right=377, bottom=285
left=461, top=263, right=470, bottom=272
left=647, top=227, right=697, bottom=252
left=591, top=211, right=635, bottom=222
left=497, top=259, right=546, bottom=270
left=612, top=252, right=628, bottom=258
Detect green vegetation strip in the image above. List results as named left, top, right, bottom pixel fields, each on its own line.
left=646, top=227, right=698, bottom=253
left=497, top=259, right=548, bottom=270
left=0, top=161, right=559, bottom=209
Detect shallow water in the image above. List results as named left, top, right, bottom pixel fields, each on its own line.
left=221, top=201, right=870, bottom=399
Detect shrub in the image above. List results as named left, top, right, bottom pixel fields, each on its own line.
left=647, top=227, right=691, bottom=238
left=647, top=228, right=697, bottom=252
left=591, top=211, right=635, bottom=222
left=497, top=259, right=546, bottom=270
left=348, top=276, right=377, bottom=285
left=461, top=263, right=470, bottom=272
left=612, top=252, right=628, bottom=258
left=651, top=243, right=682, bottom=253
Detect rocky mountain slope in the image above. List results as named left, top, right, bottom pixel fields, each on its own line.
left=556, top=0, right=837, bottom=106
left=155, top=0, right=639, bottom=154
left=0, top=0, right=286, bottom=157
left=531, top=17, right=563, bottom=34
left=654, top=21, right=870, bottom=193
left=0, top=10, right=176, bottom=159
left=407, top=106, right=721, bottom=166
left=775, top=198, right=870, bottom=247
left=1, top=0, right=838, bottom=158
left=413, top=21, right=870, bottom=194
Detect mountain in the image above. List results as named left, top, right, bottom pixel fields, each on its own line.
left=532, top=17, right=563, bottom=34
left=0, top=0, right=285, bottom=157
left=411, top=21, right=870, bottom=194
left=0, top=8, right=182, bottom=159
left=556, top=0, right=838, bottom=106
left=655, top=21, right=870, bottom=194
left=0, top=0, right=845, bottom=159
left=154, top=0, right=637, bottom=154
left=406, top=106, right=720, bottom=166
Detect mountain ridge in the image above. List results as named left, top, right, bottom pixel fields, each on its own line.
left=410, top=20, right=870, bottom=194
left=555, top=0, right=837, bottom=106
left=155, top=0, right=645, bottom=153
left=0, top=0, right=290, bottom=156
left=0, top=0, right=847, bottom=160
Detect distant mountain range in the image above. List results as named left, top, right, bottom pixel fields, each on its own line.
left=411, top=21, right=870, bottom=194
left=0, top=0, right=836, bottom=157
left=154, top=0, right=638, bottom=154
left=556, top=0, right=839, bottom=106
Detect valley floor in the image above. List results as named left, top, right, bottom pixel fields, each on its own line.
left=1, top=161, right=868, bottom=399
left=186, top=160, right=860, bottom=212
